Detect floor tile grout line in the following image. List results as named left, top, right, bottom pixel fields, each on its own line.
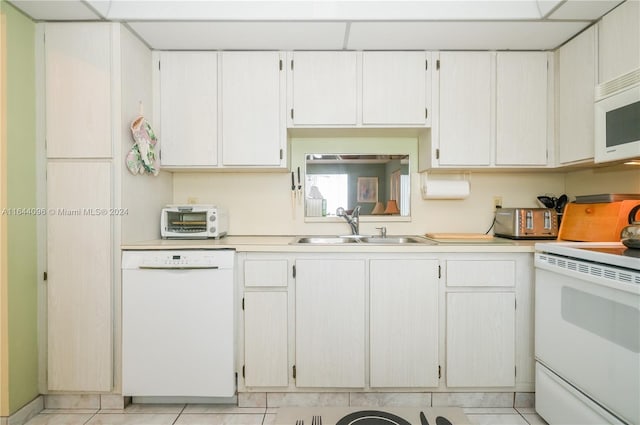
left=81, top=411, right=98, bottom=425
left=170, top=404, right=188, bottom=425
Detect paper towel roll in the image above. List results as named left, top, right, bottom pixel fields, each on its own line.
left=421, top=179, right=470, bottom=199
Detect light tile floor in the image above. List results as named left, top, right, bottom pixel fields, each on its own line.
left=25, top=404, right=549, bottom=425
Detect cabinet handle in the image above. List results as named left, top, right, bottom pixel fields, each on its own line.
left=291, top=109, right=294, bottom=120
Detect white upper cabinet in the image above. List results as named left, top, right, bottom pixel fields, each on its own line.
left=45, top=23, right=112, bottom=158
left=221, top=52, right=286, bottom=167
left=598, top=0, right=640, bottom=83
left=425, top=51, right=551, bottom=170
left=557, top=26, right=596, bottom=165
left=436, top=52, right=493, bottom=166
left=362, top=51, right=430, bottom=125
left=495, top=52, right=549, bottom=166
left=158, top=51, right=218, bottom=167
left=290, top=51, right=358, bottom=125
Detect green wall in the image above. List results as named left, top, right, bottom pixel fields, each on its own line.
left=2, top=0, right=39, bottom=414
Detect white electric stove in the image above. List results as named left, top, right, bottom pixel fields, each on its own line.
left=534, top=242, right=639, bottom=425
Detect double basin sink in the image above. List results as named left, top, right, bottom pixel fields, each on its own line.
left=291, top=235, right=437, bottom=245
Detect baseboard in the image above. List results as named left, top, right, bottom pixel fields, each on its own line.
left=0, top=396, right=44, bottom=425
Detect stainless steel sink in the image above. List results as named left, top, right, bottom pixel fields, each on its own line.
left=291, top=235, right=437, bottom=245
left=359, top=236, right=435, bottom=244
left=293, top=236, right=359, bottom=244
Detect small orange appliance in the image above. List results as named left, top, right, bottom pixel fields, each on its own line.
left=558, top=199, right=640, bottom=242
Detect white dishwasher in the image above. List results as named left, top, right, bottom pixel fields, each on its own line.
left=122, top=250, right=235, bottom=397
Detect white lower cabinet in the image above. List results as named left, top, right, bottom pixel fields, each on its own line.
left=370, top=259, right=439, bottom=387
left=446, top=292, right=516, bottom=387
left=239, top=252, right=533, bottom=393
left=244, top=292, right=289, bottom=387
left=242, top=254, right=290, bottom=388
left=295, top=259, right=366, bottom=388
left=443, top=254, right=532, bottom=390
left=47, top=161, right=113, bottom=391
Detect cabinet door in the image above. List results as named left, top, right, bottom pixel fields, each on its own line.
left=295, top=259, right=365, bottom=387
left=244, top=292, right=289, bottom=387
left=221, top=52, right=284, bottom=167
left=370, top=259, right=439, bottom=387
left=362, top=52, right=428, bottom=125
left=558, top=27, right=596, bottom=164
left=159, top=52, right=217, bottom=167
left=437, top=52, right=492, bottom=166
left=47, top=161, right=112, bottom=391
left=45, top=23, right=112, bottom=158
left=496, top=52, right=548, bottom=166
left=598, top=0, right=640, bottom=83
left=291, top=52, right=358, bottom=125
left=244, top=259, right=288, bottom=288
left=446, top=292, right=515, bottom=387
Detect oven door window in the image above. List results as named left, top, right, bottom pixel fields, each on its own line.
left=166, top=211, right=207, bottom=233
left=561, top=286, right=639, bottom=353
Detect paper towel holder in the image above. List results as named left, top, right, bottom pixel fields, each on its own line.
left=420, top=171, right=471, bottom=200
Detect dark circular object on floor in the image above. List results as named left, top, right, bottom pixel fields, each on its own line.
left=336, top=410, right=412, bottom=425
left=435, top=416, right=454, bottom=425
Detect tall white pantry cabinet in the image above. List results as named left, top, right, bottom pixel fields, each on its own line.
left=40, top=22, right=171, bottom=393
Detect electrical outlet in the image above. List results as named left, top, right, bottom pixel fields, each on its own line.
left=493, top=196, right=503, bottom=209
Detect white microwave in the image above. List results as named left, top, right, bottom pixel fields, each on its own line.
left=161, top=205, right=228, bottom=239
left=594, top=68, right=640, bottom=163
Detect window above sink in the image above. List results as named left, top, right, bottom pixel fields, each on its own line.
left=289, top=133, right=418, bottom=222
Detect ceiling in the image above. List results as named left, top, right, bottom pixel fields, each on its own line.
left=6, top=0, right=628, bottom=50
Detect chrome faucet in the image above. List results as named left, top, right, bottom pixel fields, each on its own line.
left=336, top=206, right=361, bottom=235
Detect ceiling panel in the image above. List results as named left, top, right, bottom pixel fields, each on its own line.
left=107, top=1, right=545, bottom=21
left=535, top=0, right=564, bottom=17
left=128, top=21, right=348, bottom=50
left=548, top=0, right=623, bottom=20
left=347, top=21, right=591, bottom=50
left=7, top=0, right=103, bottom=20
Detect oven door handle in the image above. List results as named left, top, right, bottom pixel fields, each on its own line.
left=138, top=266, right=220, bottom=270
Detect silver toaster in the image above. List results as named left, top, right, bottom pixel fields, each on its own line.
left=494, top=208, right=558, bottom=239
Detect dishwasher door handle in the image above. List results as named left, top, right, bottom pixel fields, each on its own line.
left=138, top=266, right=220, bottom=270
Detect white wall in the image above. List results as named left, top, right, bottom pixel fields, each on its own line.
left=564, top=164, right=640, bottom=197
left=172, top=147, right=640, bottom=236
left=172, top=136, right=571, bottom=235
left=119, top=25, right=172, bottom=243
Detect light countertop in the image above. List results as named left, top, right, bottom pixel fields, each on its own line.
left=122, top=235, right=537, bottom=253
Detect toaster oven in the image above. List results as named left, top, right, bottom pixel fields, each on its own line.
left=494, top=208, right=558, bottom=239
left=161, top=205, right=228, bottom=239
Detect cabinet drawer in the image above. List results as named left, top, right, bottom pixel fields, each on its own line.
left=244, top=260, right=288, bottom=287
left=446, top=260, right=515, bottom=287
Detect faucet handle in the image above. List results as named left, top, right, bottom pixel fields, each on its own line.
left=375, top=226, right=387, bottom=237
left=336, top=207, right=346, bottom=217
